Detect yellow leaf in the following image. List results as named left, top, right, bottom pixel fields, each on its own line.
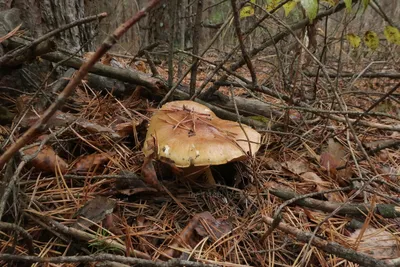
left=300, top=0, right=319, bottom=21
left=249, top=115, right=269, bottom=124
left=321, top=0, right=338, bottom=6
left=344, top=0, right=352, bottom=12
left=346, top=33, right=361, bottom=48
left=362, top=0, right=370, bottom=10
left=283, top=1, right=298, bottom=16
left=364, top=31, right=379, bottom=50
left=240, top=0, right=255, bottom=18
left=384, top=26, right=400, bottom=45
left=266, top=0, right=282, bottom=11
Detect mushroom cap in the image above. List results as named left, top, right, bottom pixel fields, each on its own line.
left=143, top=100, right=261, bottom=168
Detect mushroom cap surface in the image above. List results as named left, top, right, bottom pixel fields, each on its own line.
left=143, top=101, right=261, bottom=168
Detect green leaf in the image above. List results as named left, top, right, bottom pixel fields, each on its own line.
left=362, top=0, right=370, bottom=10
left=364, top=31, right=379, bottom=50
left=344, top=0, right=352, bottom=12
left=283, top=1, right=298, bottom=16
left=346, top=33, right=361, bottom=48
left=240, top=0, right=255, bottom=18
left=249, top=116, right=269, bottom=124
left=300, top=0, right=319, bottom=21
left=384, top=25, right=400, bottom=45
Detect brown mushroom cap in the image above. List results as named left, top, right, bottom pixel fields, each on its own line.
left=143, top=100, right=261, bottom=168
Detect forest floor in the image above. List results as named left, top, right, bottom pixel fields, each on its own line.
left=0, top=53, right=399, bottom=267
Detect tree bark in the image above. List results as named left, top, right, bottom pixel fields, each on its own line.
left=3, top=0, right=94, bottom=52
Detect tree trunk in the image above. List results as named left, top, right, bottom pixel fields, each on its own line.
left=2, top=0, right=94, bottom=52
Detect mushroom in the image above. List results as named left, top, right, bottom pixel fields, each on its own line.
left=142, top=100, right=261, bottom=187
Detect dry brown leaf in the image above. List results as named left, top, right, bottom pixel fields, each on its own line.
left=282, top=159, right=311, bottom=175
left=263, top=157, right=282, bottom=171
left=300, top=172, right=342, bottom=202
left=141, top=156, right=161, bottom=190
left=320, top=138, right=347, bottom=176
left=263, top=181, right=292, bottom=191
left=73, top=196, right=117, bottom=230
left=161, top=211, right=231, bottom=260
left=23, top=145, right=68, bottom=174
left=379, top=165, right=400, bottom=182
left=132, top=61, right=148, bottom=73
left=301, top=172, right=329, bottom=191
left=112, top=118, right=143, bottom=138
left=336, top=166, right=353, bottom=186
left=194, top=212, right=231, bottom=241
left=72, top=152, right=114, bottom=173
left=349, top=227, right=400, bottom=260
left=83, top=52, right=113, bottom=65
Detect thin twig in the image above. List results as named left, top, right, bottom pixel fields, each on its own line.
left=228, top=85, right=252, bottom=156
left=230, top=0, right=257, bottom=86
left=0, top=161, right=26, bottom=220
left=144, top=50, right=159, bottom=76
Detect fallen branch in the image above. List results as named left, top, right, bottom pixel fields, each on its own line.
left=36, top=46, right=400, bottom=133
left=269, top=188, right=400, bottom=218
left=261, top=186, right=353, bottom=241
left=1, top=39, right=56, bottom=67
left=172, top=88, right=271, bottom=130
left=43, top=215, right=151, bottom=259
left=262, top=215, right=387, bottom=267
left=41, top=51, right=161, bottom=91
left=305, top=71, right=400, bottom=79
left=328, top=114, right=400, bottom=131
left=0, top=254, right=216, bottom=267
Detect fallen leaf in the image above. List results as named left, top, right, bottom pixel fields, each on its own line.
left=282, top=159, right=311, bottom=175
left=72, top=152, right=114, bottom=173
left=141, top=156, right=161, bottom=190
left=379, top=165, right=400, bottom=182
left=83, top=52, right=113, bottom=65
left=113, top=119, right=142, bottom=138
left=73, top=196, right=117, bottom=230
left=300, top=172, right=342, bottom=202
left=320, top=138, right=347, bottom=175
left=349, top=227, right=400, bottom=260
left=132, top=61, right=148, bottom=73
left=193, top=212, right=232, bottom=241
left=161, top=211, right=231, bottom=260
left=263, top=157, right=282, bottom=171
left=336, top=166, right=353, bottom=186
left=23, top=145, right=68, bottom=174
